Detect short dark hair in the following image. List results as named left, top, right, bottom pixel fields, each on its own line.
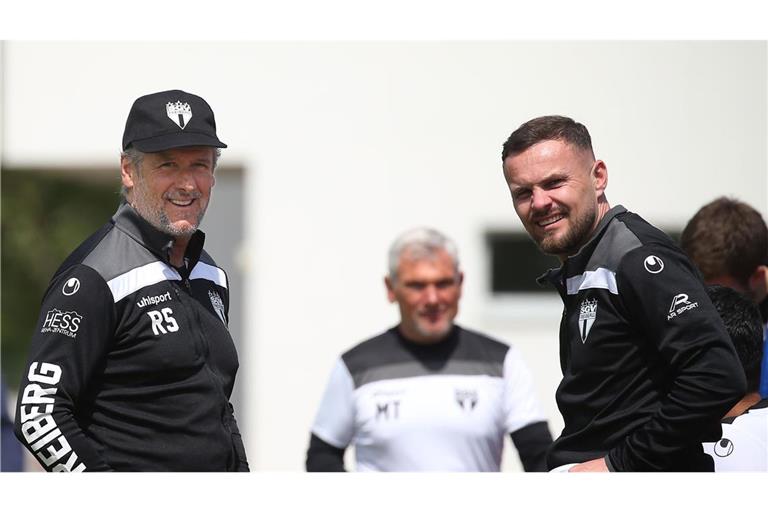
left=707, top=284, right=764, bottom=392
left=681, top=197, right=768, bottom=288
left=501, top=115, right=594, bottom=161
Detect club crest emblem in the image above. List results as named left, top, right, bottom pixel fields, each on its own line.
left=578, top=298, right=598, bottom=343
left=455, top=389, right=478, bottom=411
left=208, top=290, right=227, bottom=325
left=166, top=101, right=192, bottom=129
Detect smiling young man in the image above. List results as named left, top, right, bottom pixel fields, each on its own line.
left=14, top=90, right=249, bottom=471
left=306, top=228, right=552, bottom=472
left=501, top=115, right=745, bottom=472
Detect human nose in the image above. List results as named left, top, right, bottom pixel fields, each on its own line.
left=174, top=167, right=196, bottom=190
left=530, top=187, right=552, bottom=212
left=423, top=285, right=439, bottom=304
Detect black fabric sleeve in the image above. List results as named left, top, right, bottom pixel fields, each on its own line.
left=14, top=265, right=116, bottom=471
left=608, top=244, right=746, bottom=471
left=510, top=421, right=553, bottom=472
left=306, top=433, right=347, bottom=472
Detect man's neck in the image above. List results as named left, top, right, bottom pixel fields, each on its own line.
left=396, top=324, right=451, bottom=345
left=723, top=392, right=762, bottom=419
left=169, top=238, right=189, bottom=268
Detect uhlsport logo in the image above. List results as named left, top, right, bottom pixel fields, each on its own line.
left=667, top=293, right=699, bottom=320
left=209, top=290, right=227, bottom=325
left=643, top=255, right=664, bottom=274
left=166, top=101, right=192, bottom=129
left=714, top=438, right=734, bottom=457
left=41, top=309, right=83, bottom=339
left=455, top=389, right=479, bottom=411
left=578, top=298, right=598, bottom=343
left=62, top=278, right=80, bottom=296
left=136, top=291, right=172, bottom=309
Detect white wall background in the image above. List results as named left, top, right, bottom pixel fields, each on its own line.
left=3, top=41, right=766, bottom=471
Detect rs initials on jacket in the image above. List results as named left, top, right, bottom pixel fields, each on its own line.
left=146, top=307, right=179, bottom=335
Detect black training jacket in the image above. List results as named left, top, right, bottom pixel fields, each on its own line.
left=540, top=205, right=745, bottom=471
left=14, top=203, right=249, bottom=471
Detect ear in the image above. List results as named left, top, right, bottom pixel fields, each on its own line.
left=456, top=271, right=465, bottom=297
left=591, top=160, right=608, bottom=198
left=748, top=265, right=768, bottom=302
left=384, top=276, right=397, bottom=303
left=120, top=155, right=137, bottom=191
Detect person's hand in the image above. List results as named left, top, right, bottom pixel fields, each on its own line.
left=568, top=457, right=609, bottom=472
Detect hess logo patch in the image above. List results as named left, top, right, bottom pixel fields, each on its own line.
left=41, top=309, right=83, bottom=338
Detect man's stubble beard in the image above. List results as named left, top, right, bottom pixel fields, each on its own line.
left=534, top=201, right=597, bottom=258
left=131, top=178, right=206, bottom=238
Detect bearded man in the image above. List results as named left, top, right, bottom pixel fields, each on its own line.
left=501, top=115, right=744, bottom=471
left=15, top=90, right=248, bottom=471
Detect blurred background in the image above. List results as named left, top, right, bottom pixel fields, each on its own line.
left=1, top=40, right=766, bottom=471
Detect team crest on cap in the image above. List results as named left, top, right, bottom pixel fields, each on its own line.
left=166, top=101, right=192, bottom=129
left=578, top=298, right=597, bottom=343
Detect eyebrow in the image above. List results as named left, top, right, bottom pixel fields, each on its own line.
left=512, top=170, right=569, bottom=189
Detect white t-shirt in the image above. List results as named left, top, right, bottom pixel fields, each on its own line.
left=311, top=326, right=546, bottom=471
left=702, top=399, right=768, bottom=472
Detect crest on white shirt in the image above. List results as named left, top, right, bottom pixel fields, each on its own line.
left=455, top=389, right=478, bottom=411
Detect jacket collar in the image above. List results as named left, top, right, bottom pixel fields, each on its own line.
left=111, top=202, right=206, bottom=269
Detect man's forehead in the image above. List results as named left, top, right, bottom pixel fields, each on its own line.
left=505, top=140, right=589, bottom=182
left=149, top=147, right=215, bottom=160
left=398, top=250, right=456, bottom=275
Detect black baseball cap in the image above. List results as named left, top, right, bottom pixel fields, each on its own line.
left=122, top=89, right=227, bottom=152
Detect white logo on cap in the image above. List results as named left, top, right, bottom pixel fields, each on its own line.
left=62, top=278, right=80, bottom=296
left=643, top=255, right=664, bottom=274
left=166, top=101, right=193, bottom=129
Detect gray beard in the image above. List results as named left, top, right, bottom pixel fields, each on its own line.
left=156, top=208, right=204, bottom=238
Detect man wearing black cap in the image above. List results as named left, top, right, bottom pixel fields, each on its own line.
left=14, top=90, right=249, bottom=471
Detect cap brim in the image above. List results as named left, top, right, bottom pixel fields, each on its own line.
left=130, top=132, right=227, bottom=152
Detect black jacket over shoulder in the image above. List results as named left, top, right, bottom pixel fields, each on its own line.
left=15, top=203, right=249, bottom=471
left=540, top=205, right=745, bottom=471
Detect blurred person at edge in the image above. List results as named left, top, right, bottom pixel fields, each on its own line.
left=501, top=115, right=744, bottom=472
left=14, top=90, right=248, bottom=471
left=702, top=285, right=766, bottom=471
left=306, top=227, right=552, bottom=471
left=681, top=196, right=768, bottom=399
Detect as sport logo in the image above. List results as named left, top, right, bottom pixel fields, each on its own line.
left=667, top=293, right=699, bottom=321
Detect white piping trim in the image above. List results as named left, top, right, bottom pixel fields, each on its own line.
left=107, top=262, right=181, bottom=303
left=566, top=268, right=618, bottom=295
left=190, top=262, right=227, bottom=288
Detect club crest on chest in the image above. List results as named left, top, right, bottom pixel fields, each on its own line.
left=578, top=298, right=598, bottom=343
left=455, top=389, right=478, bottom=411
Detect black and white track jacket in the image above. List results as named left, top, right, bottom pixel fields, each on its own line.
left=540, top=205, right=745, bottom=471
left=14, top=203, right=249, bottom=471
